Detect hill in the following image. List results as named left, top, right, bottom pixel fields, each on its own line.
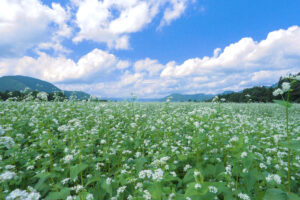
left=0, top=75, right=60, bottom=93
left=159, top=93, right=214, bottom=102
left=0, top=75, right=91, bottom=100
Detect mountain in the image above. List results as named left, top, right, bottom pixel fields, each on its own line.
left=0, top=75, right=60, bottom=93
left=64, top=91, right=91, bottom=100
left=159, top=93, right=214, bottom=102
left=0, top=75, right=91, bottom=100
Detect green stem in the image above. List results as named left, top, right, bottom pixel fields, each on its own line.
left=286, top=96, right=291, bottom=194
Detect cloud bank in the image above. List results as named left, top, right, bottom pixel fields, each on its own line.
left=1, top=25, right=300, bottom=98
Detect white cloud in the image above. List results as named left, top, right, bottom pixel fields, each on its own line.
left=1, top=26, right=299, bottom=98
left=159, top=0, right=188, bottom=27
left=0, top=0, right=71, bottom=57
left=134, top=58, right=164, bottom=76
left=72, top=0, right=191, bottom=49
left=159, top=26, right=300, bottom=92
left=0, top=49, right=125, bottom=83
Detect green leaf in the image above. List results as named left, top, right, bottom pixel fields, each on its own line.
left=288, top=193, right=300, bottom=200
left=135, top=157, right=147, bottom=172
left=281, top=140, right=300, bottom=151
left=263, top=189, right=288, bottom=200
left=183, top=169, right=194, bottom=184
left=273, top=100, right=292, bottom=108
left=70, top=163, right=88, bottom=181
left=45, top=188, right=70, bottom=200
left=85, top=176, right=101, bottom=187
left=149, top=182, right=163, bottom=200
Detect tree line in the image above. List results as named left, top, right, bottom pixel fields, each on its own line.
left=213, top=72, right=300, bottom=103
left=0, top=90, right=67, bottom=101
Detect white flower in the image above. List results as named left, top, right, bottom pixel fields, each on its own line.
left=194, top=171, right=200, bottom=177
left=139, top=170, right=152, bottom=179
left=208, top=186, right=218, bottom=193
left=273, top=88, right=283, bottom=96
left=0, top=171, right=16, bottom=181
left=241, top=152, right=247, bottom=158
left=143, top=190, right=151, bottom=200
left=6, top=187, right=40, bottom=200
left=281, top=82, right=290, bottom=92
left=225, top=165, right=232, bottom=175
left=195, top=183, right=202, bottom=189
left=106, top=177, right=112, bottom=185
left=63, top=155, right=74, bottom=164
left=183, top=164, right=192, bottom=171
left=259, top=163, right=267, bottom=169
left=170, top=171, right=177, bottom=177
left=86, top=194, right=94, bottom=200
left=0, top=136, right=15, bottom=149
left=152, top=168, right=163, bottom=182
left=238, top=193, right=251, bottom=200
left=37, top=92, right=48, bottom=101
left=117, top=186, right=126, bottom=196
left=266, top=174, right=281, bottom=184
left=168, top=193, right=175, bottom=200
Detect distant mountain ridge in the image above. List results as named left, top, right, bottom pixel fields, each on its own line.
left=0, top=75, right=91, bottom=100
left=159, top=93, right=215, bottom=102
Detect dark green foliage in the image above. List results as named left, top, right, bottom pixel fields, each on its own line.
left=211, top=72, right=300, bottom=103
left=0, top=90, right=67, bottom=101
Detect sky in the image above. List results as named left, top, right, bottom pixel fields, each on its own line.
left=0, top=0, right=300, bottom=98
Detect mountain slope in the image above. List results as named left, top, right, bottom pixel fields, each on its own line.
left=0, top=75, right=91, bottom=100
left=159, top=93, right=214, bottom=102
left=0, top=75, right=61, bottom=93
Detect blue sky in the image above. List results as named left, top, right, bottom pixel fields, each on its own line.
left=0, top=0, right=300, bottom=98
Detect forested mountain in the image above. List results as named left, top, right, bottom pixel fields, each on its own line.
left=0, top=75, right=91, bottom=100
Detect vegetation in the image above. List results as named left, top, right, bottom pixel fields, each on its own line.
left=0, top=75, right=91, bottom=100
left=212, top=73, right=300, bottom=103
left=0, top=100, right=299, bottom=199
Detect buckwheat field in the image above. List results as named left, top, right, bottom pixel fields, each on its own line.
left=0, top=101, right=299, bottom=200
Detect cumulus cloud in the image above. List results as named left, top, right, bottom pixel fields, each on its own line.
left=0, top=0, right=71, bottom=57
left=72, top=0, right=190, bottom=49
left=0, top=48, right=129, bottom=83
left=1, top=26, right=299, bottom=98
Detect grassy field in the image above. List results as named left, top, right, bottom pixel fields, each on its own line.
left=0, top=102, right=299, bottom=200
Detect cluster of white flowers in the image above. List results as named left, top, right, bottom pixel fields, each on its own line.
left=138, top=168, right=164, bottom=182
left=194, top=183, right=202, bottom=189
left=272, top=88, right=284, bottom=96
left=0, top=136, right=15, bottom=149
left=106, top=177, right=112, bottom=185
left=152, top=168, right=164, bottom=181
left=183, top=164, right=192, bottom=172
left=117, top=186, right=127, bottom=196
left=238, top=193, right=251, bottom=200
left=225, top=165, right=232, bottom=175
left=143, top=190, right=151, bottom=200
left=139, top=170, right=152, bottom=179
left=0, top=125, right=4, bottom=135
left=212, top=96, right=219, bottom=102
left=0, top=171, right=16, bottom=181
left=37, top=92, right=48, bottom=101
left=266, top=174, right=281, bottom=184
left=86, top=194, right=94, bottom=200
left=241, top=152, right=247, bottom=158
left=208, top=186, right=218, bottom=194
left=152, top=156, right=170, bottom=167
left=273, top=82, right=290, bottom=96
left=6, top=187, right=40, bottom=200
left=63, top=154, right=74, bottom=164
